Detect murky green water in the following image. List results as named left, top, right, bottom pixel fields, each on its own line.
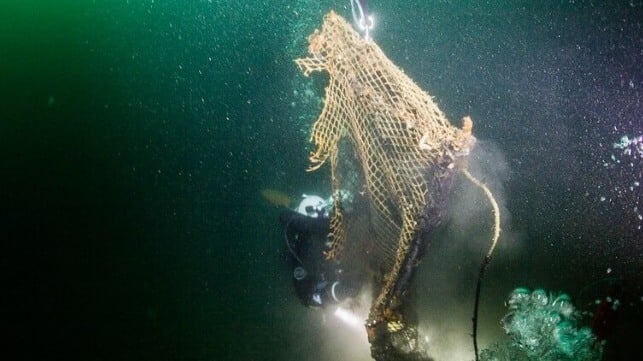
left=1, top=1, right=640, bottom=360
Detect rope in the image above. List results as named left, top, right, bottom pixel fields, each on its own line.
left=461, top=168, right=501, bottom=361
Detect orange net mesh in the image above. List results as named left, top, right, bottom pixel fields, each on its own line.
left=295, top=11, right=475, bottom=353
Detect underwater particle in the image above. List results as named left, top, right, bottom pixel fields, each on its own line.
left=600, top=134, right=643, bottom=230
left=47, top=95, right=55, bottom=106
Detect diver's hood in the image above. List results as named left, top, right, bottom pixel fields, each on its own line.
left=295, top=194, right=328, bottom=218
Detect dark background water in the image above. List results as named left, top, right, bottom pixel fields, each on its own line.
left=1, top=1, right=641, bottom=360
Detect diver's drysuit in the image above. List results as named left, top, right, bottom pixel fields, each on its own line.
left=280, top=208, right=359, bottom=307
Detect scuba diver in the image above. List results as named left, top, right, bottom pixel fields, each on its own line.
left=279, top=193, right=361, bottom=307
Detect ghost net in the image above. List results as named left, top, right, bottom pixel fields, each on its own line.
left=295, top=11, right=493, bottom=361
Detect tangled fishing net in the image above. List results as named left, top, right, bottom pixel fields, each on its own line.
left=295, top=11, right=490, bottom=360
